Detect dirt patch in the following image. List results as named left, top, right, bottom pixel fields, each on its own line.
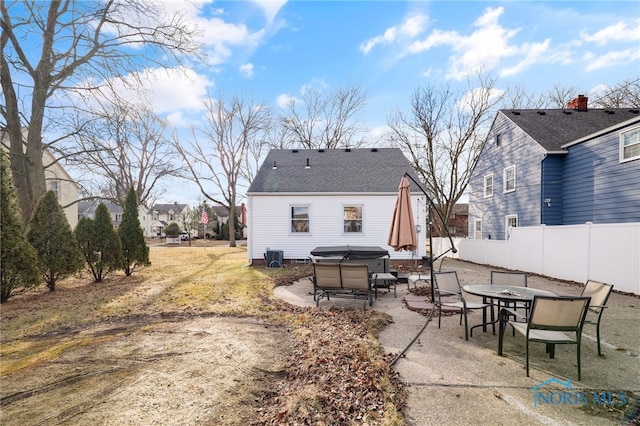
left=1, top=316, right=291, bottom=425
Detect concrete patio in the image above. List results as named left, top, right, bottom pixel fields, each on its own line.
left=274, top=258, right=640, bottom=425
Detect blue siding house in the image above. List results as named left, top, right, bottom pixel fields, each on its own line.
left=468, top=95, right=640, bottom=240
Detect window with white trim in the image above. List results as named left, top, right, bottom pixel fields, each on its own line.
left=343, top=206, right=362, bottom=233
left=47, top=180, right=59, bottom=199
left=473, top=219, right=482, bottom=240
left=503, top=165, right=516, bottom=193
left=621, top=127, right=640, bottom=162
left=291, top=206, right=309, bottom=233
left=505, top=214, right=517, bottom=239
left=484, top=174, right=493, bottom=197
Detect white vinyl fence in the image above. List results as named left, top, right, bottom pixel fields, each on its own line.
left=433, top=222, right=640, bottom=295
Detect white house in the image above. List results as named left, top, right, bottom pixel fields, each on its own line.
left=2, top=130, right=78, bottom=228
left=246, top=148, right=428, bottom=265
left=144, top=202, right=189, bottom=237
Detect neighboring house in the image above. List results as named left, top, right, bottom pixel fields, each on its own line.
left=145, top=202, right=189, bottom=237
left=431, top=203, right=468, bottom=238
left=246, top=148, right=427, bottom=265
left=1, top=129, right=78, bottom=228
left=78, top=200, right=124, bottom=227
left=468, top=95, right=640, bottom=240
left=211, top=204, right=247, bottom=239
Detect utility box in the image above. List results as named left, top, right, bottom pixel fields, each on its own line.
left=265, top=250, right=283, bottom=268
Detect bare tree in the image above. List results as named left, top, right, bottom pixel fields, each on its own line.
left=1, top=0, right=199, bottom=223
left=387, top=72, right=503, bottom=235
left=546, top=84, right=582, bottom=108
left=279, top=83, right=368, bottom=149
left=591, top=76, right=640, bottom=108
left=174, top=93, right=271, bottom=247
left=501, top=84, right=549, bottom=109
left=71, top=87, right=178, bottom=208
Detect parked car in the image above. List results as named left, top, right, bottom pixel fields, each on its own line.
left=180, top=232, right=190, bottom=241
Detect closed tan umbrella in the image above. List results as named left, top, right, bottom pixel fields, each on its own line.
left=388, top=177, right=417, bottom=252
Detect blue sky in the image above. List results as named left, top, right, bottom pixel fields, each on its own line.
left=164, top=0, right=639, bottom=127
left=142, top=0, right=639, bottom=204
left=10, top=0, right=636, bottom=205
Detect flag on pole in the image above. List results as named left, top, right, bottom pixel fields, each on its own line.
left=201, top=209, right=209, bottom=224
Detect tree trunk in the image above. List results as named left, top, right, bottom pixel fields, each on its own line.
left=228, top=203, right=237, bottom=247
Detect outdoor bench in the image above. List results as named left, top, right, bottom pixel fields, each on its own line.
left=310, top=262, right=373, bottom=308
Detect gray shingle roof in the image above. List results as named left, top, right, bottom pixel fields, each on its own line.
left=247, top=148, right=421, bottom=193
left=500, top=108, right=640, bottom=151
left=151, top=203, right=188, bottom=214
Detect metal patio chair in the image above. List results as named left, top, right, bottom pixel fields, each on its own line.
left=580, top=280, right=614, bottom=356
left=434, top=271, right=491, bottom=340
left=498, top=295, right=591, bottom=380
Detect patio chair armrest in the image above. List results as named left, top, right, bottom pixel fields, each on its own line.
left=499, top=307, right=527, bottom=322
left=437, top=290, right=459, bottom=297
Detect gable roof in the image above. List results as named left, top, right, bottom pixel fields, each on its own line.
left=500, top=108, right=640, bottom=151
left=150, top=203, right=188, bottom=214
left=78, top=200, right=123, bottom=217
left=247, top=148, right=421, bottom=194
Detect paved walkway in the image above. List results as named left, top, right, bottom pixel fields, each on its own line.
left=274, top=258, right=640, bottom=425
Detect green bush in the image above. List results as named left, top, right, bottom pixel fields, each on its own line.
left=75, top=203, right=122, bottom=282
left=27, top=191, right=82, bottom=291
left=165, top=222, right=181, bottom=238
left=0, top=151, right=40, bottom=302
left=118, top=188, right=150, bottom=276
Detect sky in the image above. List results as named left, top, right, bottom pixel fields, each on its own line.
left=13, top=0, right=640, bottom=207
left=138, top=0, right=640, bottom=206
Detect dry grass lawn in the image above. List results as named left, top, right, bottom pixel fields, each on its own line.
left=1, top=245, right=405, bottom=425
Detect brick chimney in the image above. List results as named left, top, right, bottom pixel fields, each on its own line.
left=567, top=95, right=588, bottom=111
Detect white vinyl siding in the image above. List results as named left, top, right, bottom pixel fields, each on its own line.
left=247, top=194, right=426, bottom=261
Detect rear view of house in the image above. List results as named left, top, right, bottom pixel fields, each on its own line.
left=246, top=148, right=426, bottom=265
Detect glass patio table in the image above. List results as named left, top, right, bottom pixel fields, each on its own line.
left=462, top=284, right=558, bottom=336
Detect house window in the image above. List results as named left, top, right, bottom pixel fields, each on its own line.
left=47, top=180, right=59, bottom=198
left=621, top=127, right=640, bottom=162
left=291, top=206, right=309, bottom=233
left=343, top=206, right=363, bottom=233
left=484, top=174, right=493, bottom=197
left=505, top=214, right=518, bottom=239
left=473, top=219, right=482, bottom=240
left=496, top=134, right=502, bottom=146
left=115, top=214, right=122, bottom=222
left=503, top=165, right=516, bottom=193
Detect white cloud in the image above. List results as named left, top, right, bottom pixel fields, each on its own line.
left=136, top=67, right=212, bottom=114
left=251, top=0, right=287, bottom=23
left=276, top=93, right=297, bottom=108
left=240, top=63, right=255, bottom=78
left=584, top=48, right=640, bottom=71
left=580, top=19, right=640, bottom=46
left=500, top=39, right=551, bottom=77
left=401, top=6, right=557, bottom=80
left=360, top=14, right=428, bottom=54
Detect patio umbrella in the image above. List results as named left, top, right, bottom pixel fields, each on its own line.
left=388, top=176, right=417, bottom=252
